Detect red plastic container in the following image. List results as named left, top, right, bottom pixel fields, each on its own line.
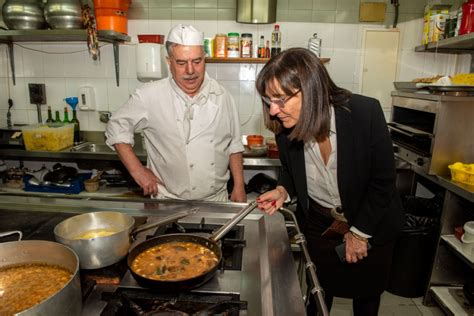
left=138, top=35, right=165, bottom=44
left=459, top=0, right=474, bottom=35
left=94, top=0, right=131, bottom=10
left=94, top=0, right=131, bottom=34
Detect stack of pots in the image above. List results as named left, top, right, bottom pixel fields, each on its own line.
left=93, top=0, right=131, bottom=35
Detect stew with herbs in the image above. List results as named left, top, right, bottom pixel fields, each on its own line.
left=131, top=241, right=219, bottom=281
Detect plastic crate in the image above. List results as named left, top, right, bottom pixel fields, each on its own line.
left=448, top=163, right=474, bottom=186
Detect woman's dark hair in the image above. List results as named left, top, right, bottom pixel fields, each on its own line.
left=256, top=47, right=352, bottom=142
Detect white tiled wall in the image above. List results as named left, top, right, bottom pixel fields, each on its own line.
left=0, top=18, right=471, bottom=134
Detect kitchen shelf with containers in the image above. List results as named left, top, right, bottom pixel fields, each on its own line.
left=0, top=29, right=130, bottom=86
left=424, top=178, right=474, bottom=316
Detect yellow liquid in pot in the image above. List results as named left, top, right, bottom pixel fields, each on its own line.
left=74, top=228, right=119, bottom=239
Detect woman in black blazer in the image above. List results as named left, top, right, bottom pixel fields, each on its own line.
left=255, top=48, right=404, bottom=316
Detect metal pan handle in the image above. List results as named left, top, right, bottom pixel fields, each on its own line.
left=131, top=208, right=198, bottom=235
left=210, top=201, right=258, bottom=242
left=0, top=230, right=23, bottom=241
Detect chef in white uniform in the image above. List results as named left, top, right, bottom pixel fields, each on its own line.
left=105, top=24, right=246, bottom=202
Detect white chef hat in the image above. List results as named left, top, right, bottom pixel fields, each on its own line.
left=167, top=24, right=203, bottom=46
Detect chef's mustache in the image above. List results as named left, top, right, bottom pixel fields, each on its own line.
left=182, top=75, right=198, bottom=81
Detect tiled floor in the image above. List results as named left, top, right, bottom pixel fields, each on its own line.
left=330, top=292, right=444, bottom=316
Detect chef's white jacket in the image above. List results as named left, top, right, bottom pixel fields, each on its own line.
left=105, top=74, right=244, bottom=201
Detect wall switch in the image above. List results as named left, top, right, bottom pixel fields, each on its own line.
left=28, top=83, right=47, bottom=104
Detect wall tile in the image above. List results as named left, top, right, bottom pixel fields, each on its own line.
left=10, top=78, right=28, bottom=110
left=313, top=0, right=337, bottom=11
left=326, top=49, right=358, bottom=84
left=336, top=0, right=360, bottom=11
left=276, top=10, right=289, bottom=22
left=21, top=44, right=44, bottom=78
left=172, top=8, right=195, bottom=20
left=195, top=0, right=217, bottom=8
left=290, top=0, right=313, bottom=10
left=195, top=8, right=218, bottom=20
left=42, top=44, right=65, bottom=78
left=149, top=8, right=172, bottom=19
left=277, top=0, right=289, bottom=10
left=312, top=11, right=336, bottom=23
left=287, top=10, right=313, bottom=22
left=11, top=109, right=29, bottom=125
left=335, top=11, right=360, bottom=24
left=193, top=20, right=218, bottom=37
left=218, top=0, right=236, bottom=9
left=216, top=64, right=240, bottom=80
left=44, top=78, right=66, bottom=109
left=107, top=79, right=130, bottom=112
left=238, top=80, right=256, bottom=116
left=334, top=24, right=358, bottom=49
left=0, top=110, right=6, bottom=127
left=396, top=50, right=425, bottom=81
left=129, top=7, right=149, bottom=19
left=63, top=45, right=86, bottom=78
left=172, top=0, right=195, bottom=8
left=131, top=0, right=149, bottom=8
left=0, top=78, right=7, bottom=110
left=129, top=20, right=151, bottom=35
left=217, top=8, right=236, bottom=20
left=150, top=0, right=172, bottom=8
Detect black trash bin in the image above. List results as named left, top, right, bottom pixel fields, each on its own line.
left=387, top=196, right=441, bottom=298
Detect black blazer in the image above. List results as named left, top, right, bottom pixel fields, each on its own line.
left=277, top=94, right=404, bottom=245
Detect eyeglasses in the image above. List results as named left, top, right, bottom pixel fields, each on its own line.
left=261, top=89, right=301, bottom=108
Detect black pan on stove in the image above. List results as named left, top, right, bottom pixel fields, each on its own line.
left=127, top=201, right=257, bottom=291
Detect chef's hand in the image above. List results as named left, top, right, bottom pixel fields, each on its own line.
left=343, top=231, right=369, bottom=263
left=131, top=166, right=163, bottom=196
left=230, top=185, right=247, bottom=202
left=256, top=186, right=288, bottom=215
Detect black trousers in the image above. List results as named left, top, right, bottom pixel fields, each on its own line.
left=303, top=199, right=394, bottom=315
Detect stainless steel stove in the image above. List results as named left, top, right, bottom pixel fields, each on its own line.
left=63, top=200, right=307, bottom=316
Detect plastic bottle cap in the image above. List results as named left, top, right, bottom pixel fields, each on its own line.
left=274, top=25, right=280, bottom=29
left=228, top=32, right=240, bottom=37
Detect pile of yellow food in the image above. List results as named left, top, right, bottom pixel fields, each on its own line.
left=74, top=228, right=119, bottom=239
left=450, top=73, right=474, bottom=85
left=22, top=124, right=73, bottom=151
left=448, top=162, right=474, bottom=186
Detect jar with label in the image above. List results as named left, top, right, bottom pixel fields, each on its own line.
left=227, top=33, right=240, bottom=58
left=214, top=34, right=227, bottom=58
left=240, top=33, right=253, bottom=58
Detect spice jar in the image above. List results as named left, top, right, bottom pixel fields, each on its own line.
left=227, top=32, right=240, bottom=58
left=214, top=33, right=227, bottom=58
left=240, top=33, right=253, bottom=58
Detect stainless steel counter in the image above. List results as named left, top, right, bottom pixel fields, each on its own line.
left=0, top=147, right=281, bottom=167
left=0, top=196, right=305, bottom=315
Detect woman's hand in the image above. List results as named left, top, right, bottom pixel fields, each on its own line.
left=344, top=231, right=369, bottom=263
left=131, top=166, right=163, bottom=196
left=256, top=186, right=288, bottom=215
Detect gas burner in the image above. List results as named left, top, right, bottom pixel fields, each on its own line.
left=100, top=290, right=247, bottom=316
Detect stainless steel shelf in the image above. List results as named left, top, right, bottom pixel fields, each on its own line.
left=441, top=235, right=474, bottom=268
left=0, top=29, right=130, bottom=87
left=415, top=32, right=474, bottom=53
left=430, top=286, right=474, bottom=316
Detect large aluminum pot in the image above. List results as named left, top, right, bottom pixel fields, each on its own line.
left=0, top=231, right=82, bottom=316
left=2, top=0, right=47, bottom=30
left=44, top=0, right=83, bottom=29
left=54, top=209, right=197, bottom=269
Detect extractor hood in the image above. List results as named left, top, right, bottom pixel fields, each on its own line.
left=237, top=0, right=276, bottom=24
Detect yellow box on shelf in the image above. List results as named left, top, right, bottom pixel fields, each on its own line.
left=448, top=162, right=474, bottom=186
left=22, top=123, right=74, bottom=151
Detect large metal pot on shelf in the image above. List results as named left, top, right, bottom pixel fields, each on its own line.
left=0, top=231, right=82, bottom=316
left=2, top=0, right=47, bottom=30
left=44, top=0, right=83, bottom=29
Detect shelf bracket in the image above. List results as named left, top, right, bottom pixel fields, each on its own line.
left=113, top=41, right=120, bottom=87
left=7, top=42, right=16, bottom=86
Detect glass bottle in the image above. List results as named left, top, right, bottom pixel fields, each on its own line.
left=45, top=106, right=54, bottom=123
left=63, top=107, right=70, bottom=123
left=258, top=35, right=265, bottom=58
left=70, top=110, right=80, bottom=143
left=271, top=24, right=282, bottom=57
left=54, top=110, right=61, bottom=123
left=265, top=40, right=271, bottom=58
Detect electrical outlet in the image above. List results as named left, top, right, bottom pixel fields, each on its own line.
left=28, top=83, right=47, bottom=104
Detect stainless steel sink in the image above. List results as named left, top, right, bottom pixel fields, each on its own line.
left=71, top=142, right=114, bottom=153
